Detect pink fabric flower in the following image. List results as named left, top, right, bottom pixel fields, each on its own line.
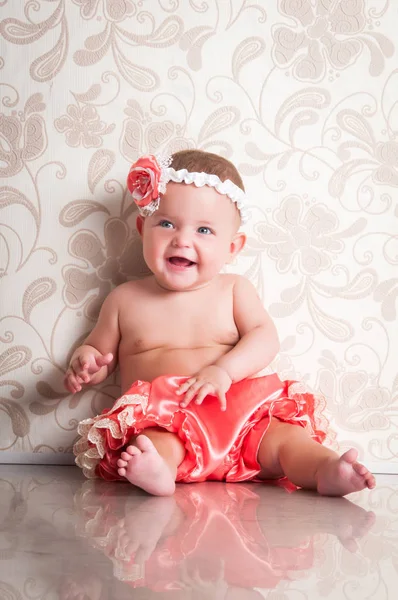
left=127, top=155, right=162, bottom=208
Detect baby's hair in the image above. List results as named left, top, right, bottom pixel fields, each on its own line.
left=170, top=149, right=245, bottom=192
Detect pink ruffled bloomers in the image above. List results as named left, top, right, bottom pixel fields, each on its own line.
left=74, top=373, right=328, bottom=483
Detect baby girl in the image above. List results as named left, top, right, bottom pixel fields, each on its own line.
left=65, top=149, right=375, bottom=497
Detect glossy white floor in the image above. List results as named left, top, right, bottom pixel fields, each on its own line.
left=1, top=465, right=397, bottom=599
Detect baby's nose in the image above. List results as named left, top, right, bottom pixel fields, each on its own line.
left=172, top=230, right=191, bottom=247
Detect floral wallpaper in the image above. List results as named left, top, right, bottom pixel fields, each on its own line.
left=0, top=0, right=397, bottom=472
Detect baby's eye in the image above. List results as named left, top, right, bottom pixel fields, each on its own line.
left=159, top=220, right=174, bottom=229
left=197, top=226, right=212, bottom=235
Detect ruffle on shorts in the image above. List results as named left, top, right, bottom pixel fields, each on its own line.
left=74, top=373, right=329, bottom=483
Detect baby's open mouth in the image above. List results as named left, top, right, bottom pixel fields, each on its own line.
left=168, top=257, right=196, bottom=267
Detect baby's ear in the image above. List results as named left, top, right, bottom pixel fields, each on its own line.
left=228, top=232, right=246, bottom=262
left=136, top=215, right=144, bottom=236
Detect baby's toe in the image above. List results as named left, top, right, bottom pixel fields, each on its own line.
left=352, top=462, right=375, bottom=488
left=125, top=445, right=141, bottom=456
left=341, top=448, right=358, bottom=464
left=117, top=458, right=128, bottom=468
left=366, top=473, right=376, bottom=488
left=353, top=462, right=367, bottom=476
left=120, top=447, right=139, bottom=461
left=136, top=435, right=157, bottom=453
left=118, top=467, right=127, bottom=477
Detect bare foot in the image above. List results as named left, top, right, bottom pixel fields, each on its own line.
left=116, top=435, right=176, bottom=496
left=317, top=449, right=376, bottom=496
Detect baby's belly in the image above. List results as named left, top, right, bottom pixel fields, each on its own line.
left=119, top=345, right=232, bottom=393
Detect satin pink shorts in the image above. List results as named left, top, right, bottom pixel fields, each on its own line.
left=74, top=374, right=328, bottom=483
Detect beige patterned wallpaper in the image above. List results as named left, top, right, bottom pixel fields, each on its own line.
left=0, top=0, right=397, bottom=471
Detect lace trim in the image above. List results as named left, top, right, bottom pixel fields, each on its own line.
left=156, top=153, right=173, bottom=194
left=285, top=379, right=331, bottom=443
left=163, top=167, right=250, bottom=223
left=74, top=392, right=149, bottom=479
left=77, top=498, right=143, bottom=582
left=74, top=377, right=331, bottom=481
left=136, top=196, right=160, bottom=217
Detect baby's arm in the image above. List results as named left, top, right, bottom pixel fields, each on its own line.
left=64, top=290, right=121, bottom=394
left=215, top=276, right=280, bottom=382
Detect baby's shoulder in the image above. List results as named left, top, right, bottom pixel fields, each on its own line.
left=218, top=273, right=251, bottom=290
left=107, top=277, right=153, bottom=303
left=218, top=274, right=259, bottom=308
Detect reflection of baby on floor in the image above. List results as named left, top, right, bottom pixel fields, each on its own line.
left=68, top=480, right=375, bottom=598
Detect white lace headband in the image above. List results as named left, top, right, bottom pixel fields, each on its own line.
left=126, top=154, right=249, bottom=223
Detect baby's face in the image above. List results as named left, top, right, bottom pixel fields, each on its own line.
left=138, top=182, right=245, bottom=291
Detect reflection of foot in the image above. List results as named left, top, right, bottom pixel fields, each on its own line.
left=59, top=574, right=102, bottom=600
left=116, top=496, right=177, bottom=567
left=116, top=435, right=176, bottom=496
left=332, top=499, right=376, bottom=552
left=256, top=484, right=376, bottom=552
left=317, top=449, right=376, bottom=496
left=180, top=559, right=228, bottom=600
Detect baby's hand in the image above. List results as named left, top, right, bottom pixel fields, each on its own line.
left=177, top=365, right=232, bottom=412
left=64, top=350, right=113, bottom=394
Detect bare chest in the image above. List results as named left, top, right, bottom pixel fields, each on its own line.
left=119, top=290, right=238, bottom=353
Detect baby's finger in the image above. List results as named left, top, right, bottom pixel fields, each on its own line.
left=218, top=391, right=227, bottom=412
left=81, top=372, right=91, bottom=384
left=79, top=355, right=90, bottom=371
left=68, top=361, right=88, bottom=384
left=180, top=381, right=202, bottom=408
left=72, top=376, right=82, bottom=394
left=67, top=371, right=82, bottom=394
left=194, top=384, right=214, bottom=406
left=70, top=357, right=82, bottom=374
left=95, top=352, right=113, bottom=368
left=64, top=373, right=76, bottom=394
left=70, top=357, right=89, bottom=381
left=77, top=358, right=92, bottom=382
left=80, top=354, right=99, bottom=375
left=176, top=377, right=197, bottom=396
left=76, top=362, right=90, bottom=383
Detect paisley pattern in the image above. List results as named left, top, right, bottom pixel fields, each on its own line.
left=0, top=2, right=397, bottom=477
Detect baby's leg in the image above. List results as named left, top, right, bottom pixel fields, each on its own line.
left=257, top=419, right=376, bottom=496
left=117, top=428, right=185, bottom=496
